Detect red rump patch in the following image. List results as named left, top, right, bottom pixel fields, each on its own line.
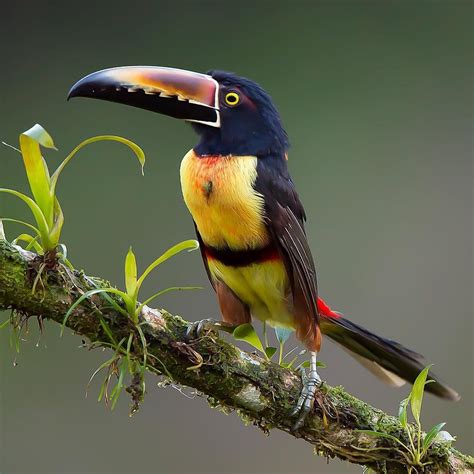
left=317, top=297, right=341, bottom=319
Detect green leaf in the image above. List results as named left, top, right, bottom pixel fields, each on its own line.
left=19, top=124, right=56, bottom=226
left=136, top=240, right=199, bottom=292
left=0, top=318, right=10, bottom=330
left=61, top=287, right=130, bottom=336
left=12, top=233, right=43, bottom=253
left=49, top=135, right=146, bottom=197
left=0, top=188, right=51, bottom=248
left=125, top=247, right=138, bottom=297
left=46, top=198, right=64, bottom=249
left=233, top=323, right=265, bottom=354
left=410, top=365, right=433, bottom=424
left=357, top=430, right=409, bottom=450
left=274, top=327, right=293, bottom=344
left=0, top=217, right=41, bottom=236
left=398, top=396, right=410, bottom=428
left=422, top=422, right=446, bottom=452
left=265, top=347, right=277, bottom=359
left=136, top=286, right=202, bottom=316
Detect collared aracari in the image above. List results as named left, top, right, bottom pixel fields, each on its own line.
left=68, top=66, right=459, bottom=427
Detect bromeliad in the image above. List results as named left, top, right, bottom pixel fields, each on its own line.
left=68, top=66, right=460, bottom=429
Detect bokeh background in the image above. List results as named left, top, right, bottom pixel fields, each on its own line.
left=0, top=1, right=472, bottom=473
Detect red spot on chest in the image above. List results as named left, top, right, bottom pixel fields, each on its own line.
left=191, top=156, right=223, bottom=194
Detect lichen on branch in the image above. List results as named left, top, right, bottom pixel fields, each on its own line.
left=0, top=240, right=472, bottom=473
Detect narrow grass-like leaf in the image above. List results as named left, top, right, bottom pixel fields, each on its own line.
left=410, top=365, right=433, bottom=424
left=61, top=287, right=129, bottom=336
left=233, top=323, right=265, bottom=354
left=47, top=198, right=64, bottom=249
left=0, top=217, right=40, bottom=236
left=422, top=422, right=446, bottom=453
left=135, top=324, right=148, bottom=368
left=88, top=355, right=117, bottom=389
left=12, top=233, right=43, bottom=253
left=136, top=240, right=199, bottom=292
left=0, top=319, right=10, bottom=330
left=49, top=135, right=146, bottom=196
left=111, top=361, right=127, bottom=410
left=126, top=333, right=134, bottom=373
left=357, top=430, right=410, bottom=451
left=0, top=188, right=51, bottom=246
left=125, top=247, right=138, bottom=297
left=96, top=313, right=117, bottom=346
left=398, top=396, right=410, bottom=428
left=136, top=286, right=201, bottom=315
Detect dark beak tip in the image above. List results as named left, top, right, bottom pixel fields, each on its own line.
left=67, top=82, right=82, bottom=101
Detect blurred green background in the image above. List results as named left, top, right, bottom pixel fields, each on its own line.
left=0, top=1, right=472, bottom=473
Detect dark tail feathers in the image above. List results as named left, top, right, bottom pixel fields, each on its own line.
left=320, top=315, right=460, bottom=401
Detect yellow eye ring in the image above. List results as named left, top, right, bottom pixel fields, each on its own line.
left=225, top=92, right=240, bottom=106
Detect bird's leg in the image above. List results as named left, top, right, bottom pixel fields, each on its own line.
left=185, top=319, right=236, bottom=340
left=291, top=351, right=321, bottom=430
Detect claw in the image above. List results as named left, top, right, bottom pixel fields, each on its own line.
left=185, top=319, right=235, bottom=341
left=291, top=351, right=322, bottom=431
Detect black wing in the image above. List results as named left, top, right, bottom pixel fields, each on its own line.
left=255, top=156, right=320, bottom=347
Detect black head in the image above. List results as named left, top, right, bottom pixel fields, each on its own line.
left=68, top=66, right=289, bottom=158
left=193, top=70, right=289, bottom=157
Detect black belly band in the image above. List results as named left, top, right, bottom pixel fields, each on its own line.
left=203, top=243, right=279, bottom=267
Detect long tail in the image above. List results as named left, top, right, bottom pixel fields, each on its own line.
left=317, top=297, right=460, bottom=401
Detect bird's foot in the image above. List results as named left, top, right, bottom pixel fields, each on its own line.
left=185, top=318, right=235, bottom=341
left=291, top=351, right=322, bottom=431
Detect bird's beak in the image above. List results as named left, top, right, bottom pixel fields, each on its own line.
left=68, top=66, right=221, bottom=127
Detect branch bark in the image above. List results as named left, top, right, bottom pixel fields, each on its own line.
left=0, top=240, right=472, bottom=473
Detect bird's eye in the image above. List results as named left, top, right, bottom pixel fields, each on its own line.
left=224, top=91, right=240, bottom=107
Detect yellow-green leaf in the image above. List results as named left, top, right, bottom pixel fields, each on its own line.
left=49, top=135, right=146, bottom=197
left=136, top=240, right=199, bottom=292
left=233, top=323, right=265, bottom=354
left=410, top=365, right=433, bottom=424
left=265, top=347, right=277, bottom=359
left=398, top=396, right=410, bottom=428
left=19, top=124, right=56, bottom=226
left=47, top=198, right=64, bottom=249
left=0, top=217, right=41, bottom=236
left=125, top=247, right=138, bottom=297
left=422, top=422, right=446, bottom=452
left=12, top=233, right=43, bottom=253
left=0, top=188, right=51, bottom=248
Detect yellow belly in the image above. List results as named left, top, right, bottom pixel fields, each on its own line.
left=208, top=257, right=295, bottom=330
left=180, top=150, right=269, bottom=250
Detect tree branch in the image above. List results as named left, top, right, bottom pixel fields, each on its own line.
left=0, top=239, right=472, bottom=473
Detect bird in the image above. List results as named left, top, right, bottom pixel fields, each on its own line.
left=68, top=66, right=460, bottom=428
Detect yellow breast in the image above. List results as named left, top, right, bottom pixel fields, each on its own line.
left=180, top=149, right=269, bottom=250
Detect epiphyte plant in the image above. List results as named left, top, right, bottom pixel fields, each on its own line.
left=0, top=124, right=144, bottom=258
left=63, top=241, right=200, bottom=328
left=62, top=241, right=200, bottom=410
left=359, top=366, right=454, bottom=471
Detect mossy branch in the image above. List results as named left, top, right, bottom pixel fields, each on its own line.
left=0, top=240, right=472, bottom=473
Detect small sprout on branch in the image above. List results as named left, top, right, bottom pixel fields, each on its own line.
left=63, top=239, right=200, bottom=412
